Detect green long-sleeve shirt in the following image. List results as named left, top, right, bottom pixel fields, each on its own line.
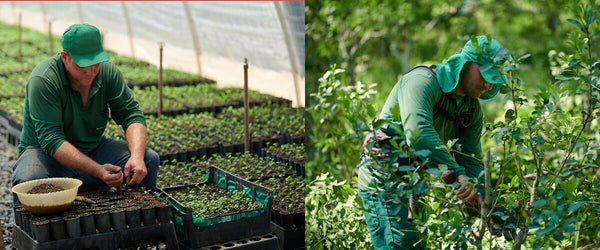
left=18, top=53, right=146, bottom=156
left=371, top=66, right=484, bottom=178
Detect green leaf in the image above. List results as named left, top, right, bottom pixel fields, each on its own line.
left=566, top=18, right=586, bottom=32
left=432, top=202, right=440, bottom=212
left=426, top=168, right=442, bottom=177
left=552, top=230, right=565, bottom=241
left=560, top=178, right=580, bottom=196
left=505, top=109, right=515, bottom=122
left=532, top=199, right=547, bottom=207
left=535, top=223, right=554, bottom=237
left=536, top=83, right=546, bottom=92
left=413, top=149, right=431, bottom=158
left=568, top=201, right=583, bottom=214
left=562, top=216, right=577, bottom=232
left=533, top=242, right=545, bottom=250
left=587, top=9, right=596, bottom=26
left=397, top=165, right=415, bottom=172
left=517, top=53, right=531, bottom=62
left=492, top=211, right=509, bottom=221
left=569, top=59, right=582, bottom=66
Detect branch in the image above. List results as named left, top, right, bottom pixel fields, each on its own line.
left=476, top=152, right=491, bottom=250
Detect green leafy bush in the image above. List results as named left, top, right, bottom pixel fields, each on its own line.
left=306, top=173, right=373, bottom=250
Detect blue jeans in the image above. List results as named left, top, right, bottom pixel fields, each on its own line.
left=12, top=138, right=159, bottom=205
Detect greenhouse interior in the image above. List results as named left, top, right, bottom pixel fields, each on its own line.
left=0, top=1, right=305, bottom=249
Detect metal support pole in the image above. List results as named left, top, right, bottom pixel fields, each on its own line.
left=121, top=1, right=136, bottom=58
left=244, top=58, right=250, bottom=152
left=183, top=1, right=203, bottom=75
left=274, top=2, right=302, bottom=107
left=158, top=42, right=165, bottom=120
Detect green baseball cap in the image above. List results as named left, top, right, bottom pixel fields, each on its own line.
left=62, top=24, right=110, bottom=67
left=436, top=35, right=507, bottom=100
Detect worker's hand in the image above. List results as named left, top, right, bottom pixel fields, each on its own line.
left=99, top=164, right=123, bottom=187
left=456, top=174, right=478, bottom=203
left=124, top=156, right=148, bottom=186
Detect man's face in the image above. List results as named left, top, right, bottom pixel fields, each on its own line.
left=61, top=51, right=100, bottom=87
left=457, top=63, right=493, bottom=99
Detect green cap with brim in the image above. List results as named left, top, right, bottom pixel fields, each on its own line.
left=62, top=24, right=110, bottom=67
left=436, top=35, right=507, bottom=100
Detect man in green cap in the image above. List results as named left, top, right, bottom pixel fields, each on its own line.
left=357, top=35, right=509, bottom=248
left=12, top=23, right=159, bottom=205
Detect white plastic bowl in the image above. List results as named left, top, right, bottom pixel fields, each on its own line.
left=12, top=177, right=83, bottom=214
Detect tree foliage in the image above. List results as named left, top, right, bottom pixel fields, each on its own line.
left=306, top=0, right=600, bottom=248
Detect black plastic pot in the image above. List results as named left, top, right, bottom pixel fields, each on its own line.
left=94, top=210, right=111, bottom=233
left=13, top=206, right=23, bottom=229
left=207, top=145, right=218, bottom=156
left=177, top=151, right=187, bottom=162
left=50, top=217, right=67, bottom=240
left=252, top=140, right=262, bottom=154
left=197, top=147, right=207, bottom=158
left=294, top=212, right=305, bottom=228
left=233, top=143, right=243, bottom=153
left=219, top=143, right=233, bottom=154
left=187, top=149, right=197, bottom=160
left=142, top=207, right=156, bottom=226
left=110, top=209, right=127, bottom=231
left=156, top=204, right=170, bottom=223
left=80, top=213, right=96, bottom=235
left=125, top=207, right=141, bottom=228
left=31, top=218, right=51, bottom=242
left=65, top=215, right=82, bottom=238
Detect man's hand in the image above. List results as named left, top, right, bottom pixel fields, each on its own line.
left=98, top=164, right=123, bottom=187
left=124, top=156, right=148, bottom=186
left=456, top=174, right=478, bottom=203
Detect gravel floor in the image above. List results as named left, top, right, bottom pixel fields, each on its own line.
left=0, top=140, right=18, bottom=248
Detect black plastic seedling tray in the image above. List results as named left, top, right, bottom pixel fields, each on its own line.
left=158, top=166, right=273, bottom=249
left=12, top=221, right=178, bottom=250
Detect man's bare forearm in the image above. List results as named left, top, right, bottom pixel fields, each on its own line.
left=125, top=122, right=147, bottom=160
left=53, top=141, right=102, bottom=177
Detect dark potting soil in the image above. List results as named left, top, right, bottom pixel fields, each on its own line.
left=20, top=190, right=170, bottom=223
left=27, top=183, right=64, bottom=194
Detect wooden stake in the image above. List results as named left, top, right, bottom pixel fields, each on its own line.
left=18, top=13, right=22, bottom=60
left=244, top=58, right=250, bottom=152
left=48, top=20, right=53, bottom=54
left=158, top=42, right=165, bottom=120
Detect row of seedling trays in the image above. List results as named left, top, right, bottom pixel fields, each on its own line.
left=14, top=191, right=170, bottom=243
left=158, top=166, right=275, bottom=248
left=159, top=152, right=305, bottom=230
left=103, top=104, right=304, bottom=163
left=14, top=166, right=280, bottom=249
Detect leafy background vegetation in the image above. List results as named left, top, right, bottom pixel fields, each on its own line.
left=306, top=0, right=600, bottom=249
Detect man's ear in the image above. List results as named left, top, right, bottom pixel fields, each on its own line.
left=60, top=51, right=69, bottom=63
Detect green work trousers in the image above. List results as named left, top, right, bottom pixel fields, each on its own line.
left=357, top=160, right=427, bottom=249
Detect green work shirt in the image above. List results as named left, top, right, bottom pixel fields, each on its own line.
left=18, top=53, right=146, bottom=156
left=359, top=67, right=483, bottom=191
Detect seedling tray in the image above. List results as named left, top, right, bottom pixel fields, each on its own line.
left=12, top=221, right=178, bottom=250
left=269, top=222, right=305, bottom=250
left=195, top=234, right=279, bottom=250
left=158, top=166, right=273, bottom=248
